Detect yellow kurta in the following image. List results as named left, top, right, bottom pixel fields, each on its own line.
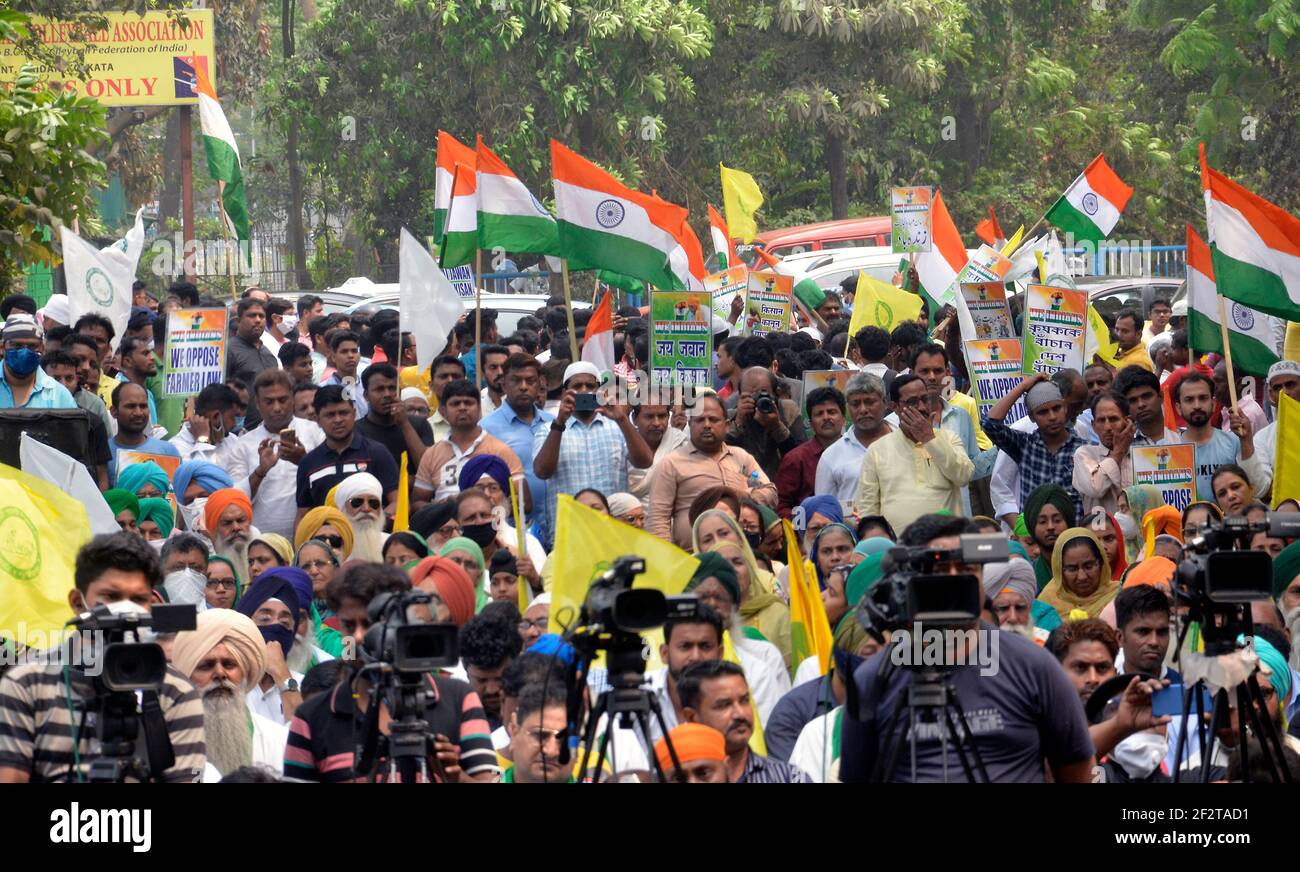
left=853, top=428, right=975, bottom=534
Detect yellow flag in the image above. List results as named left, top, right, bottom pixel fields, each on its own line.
left=1000, top=224, right=1025, bottom=257
left=783, top=520, right=834, bottom=677
left=510, top=476, right=530, bottom=613
left=548, top=495, right=700, bottom=635
left=1273, top=392, right=1300, bottom=508
left=720, top=163, right=763, bottom=244
left=1086, top=304, right=1120, bottom=367
left=0, top=463, right=92, bottom=647
left=847, top=271, right=924, bottom=339
left=393, top=451, right=410, bottom=533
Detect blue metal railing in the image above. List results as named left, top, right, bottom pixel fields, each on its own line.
left=1064, top=244, right=1187, bottom=279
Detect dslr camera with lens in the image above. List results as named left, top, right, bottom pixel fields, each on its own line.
left=752, top=390, right=777, bottom=416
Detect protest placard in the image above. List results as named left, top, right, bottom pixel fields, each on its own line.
left=959, top=282, right=1015, bottom=340
left=1021, top=284, right=1087, bottom=375
left=1131, top=443, right=1196, bottom=510
left=706, top=265, right=748, bottom=320
left=649, top=291, right=713, bottom=388
left=745, top=271, right=793, bottom=337
left=965, top=339, right=1027, bottom=425
left=892, top=186, right=933, bottom=253
left=163, top=308, right=228, bottom=398
left=442, top=264, right=476, bottom=299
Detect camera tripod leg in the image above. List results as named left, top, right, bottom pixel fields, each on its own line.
left=1201, top=688, right=1228, bottom=784
left=1241, top=675, right=1290, bottom=783
left=643, top=689, right=684, bottom=782
left=578, top=690, right=609, bottom=782
left=1172, top=683, right=1194, bottom=783
left=871, top=691, right=912, bottom=783
left=942, top=697, right=989, bottom=783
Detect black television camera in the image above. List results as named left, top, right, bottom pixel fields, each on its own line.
left=858, top=534, right=1009, bottom=645
left=66, top=603, right=197, bottom=782
left=1175, top=513, right=1300, bottom=655
left=353, top=590, right=460, bottom=782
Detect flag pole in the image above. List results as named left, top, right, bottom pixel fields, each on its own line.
left=562, top=259, right=579, bottom=360
left=475, top=247, right=483, bottom=390
left=216, top=185, right=238, bottom=301
left=1216, top=293, right=1240, bottom=414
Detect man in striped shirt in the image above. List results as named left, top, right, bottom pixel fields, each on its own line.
left=0, top=533, right=206, bottom=783
left=284, top=563, right=498, bottom=782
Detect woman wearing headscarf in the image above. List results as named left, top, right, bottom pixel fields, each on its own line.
left=810, top=523, right=857, bottom=589
left=103, top=489, right=140, bottom=534
left=854, top=537, right=894, bottom=560
left=440, top=537, right=488, bottom=613
left=293, top=541, right=347, bottom=662
left=1038, top=528, right=1119, bottom=621
left=173, top=459, right=236, bottom=534
left=409, top=556, right=477, bottom=627
left=293, top=506, right=354, bottom=559
left=1081, top=506, right=1128, bottom=580
left=692, top=509, right=781, bottom=601
left=116, top=460, right=170, bottom=499
left=710, top=539, right=792, bottom=670
left=382, top=531, right=429, bottom=567
left=248, top=532, right=293, bottom=582
left=136, top=497, right=175, bottom=542
left=1024, top=483, right=1077, bottom=590
left=205, top=555, right=242, bottom=609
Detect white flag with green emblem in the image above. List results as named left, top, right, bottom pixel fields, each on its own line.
left=61, top=208, right=145, bottom=353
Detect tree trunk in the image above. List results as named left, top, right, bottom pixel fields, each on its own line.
left=826, top=129, right=848, bottom=220
left=158, top=110, right=182, bottom=227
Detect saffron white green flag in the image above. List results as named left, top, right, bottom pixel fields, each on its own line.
left=1045, top=153, right=1132, bottom=244
left=1186, top=224, right=1279, bottom=374
left=399, top=228, right=464, bottom=371
left=434, top=131, right=479, bottom=268
left=194, top=64, right=250, bottom=255
left=62, top=208, right=145, bottom=353
left=475, top=136, right=559, bottom=256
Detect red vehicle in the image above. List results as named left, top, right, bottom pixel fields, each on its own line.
left=748, top=216, right=892, bottom=259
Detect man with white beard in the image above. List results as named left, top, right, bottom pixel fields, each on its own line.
left=334, top=472, right=388, bottom=563
left=982, top=558, right=1051, bottom=645
left=205, top=488, right=256, bottom=587
left=171, top=609, right=288, bottom=780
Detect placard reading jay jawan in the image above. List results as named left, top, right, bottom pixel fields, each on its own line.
left=442, top=264, right=476, bottom=299
left=706, top=265, right=748, bottom=320
left=1022, top=283, right=1087, bottom=375
left=164, top=308, right=227, bottom=397
left=966, top=340, right=1026, bottom=425
left=1131, top=443, right=1196, bottom=511
left=959, top=282, right=1015, bottom=340
left=891, top=186, right=933, bottom=254
left=649, top=292, right=713, bottom=386
left=744, top=271, right=793, bottom=337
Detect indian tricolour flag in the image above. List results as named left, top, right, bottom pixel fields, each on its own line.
left=551, top=139, right=706, bottom=291
left=434, top=131, right=478, bottom=267
left=1186, top=224, right=1279, bottom=374
left=1045, top=153, right=1132, bottom=244
left=914, top=189, right=966, bottom=308
left=476, top=136, right=559, bottom=255
left=193, top=63, right=250, bottom=252
left=581, top=290, right=617, bottom=380
left=1201, top=143, right=1300, bottom=321
left=707, top=203, right=735, bottom=271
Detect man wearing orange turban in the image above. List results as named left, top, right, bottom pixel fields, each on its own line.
left=409, top=556, right=476, bottom=627
left=655, top=723, right=729, bottom=782
left=207, top=488, right=255, bottom=586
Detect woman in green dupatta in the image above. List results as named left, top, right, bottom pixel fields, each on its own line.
left=710, top=539, right=792, bottom=671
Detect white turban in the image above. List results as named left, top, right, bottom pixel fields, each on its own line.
left=170, top=609, right=267, bottom=688
left=40, top=294, right=70, bottom=326
left=334, top=472, right=383, bottom=511
left=607, top=492, right=641, bottom=518
left=563, top=361, right=601, bottom=386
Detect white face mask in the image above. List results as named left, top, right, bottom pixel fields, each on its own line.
left=163, top=569, right=208, bottom=608
left=181, top=497, right=208, bottom=533
left=280, top=313, right=299, bottom=333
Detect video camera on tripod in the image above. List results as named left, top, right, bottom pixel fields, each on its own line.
left=67, top=603, right=196, bottom=782
left=858, top=534, right=1009, bottom=645
left=562, top=556, right=700, bottom=782
left=353, top=589, right=460, bottom=782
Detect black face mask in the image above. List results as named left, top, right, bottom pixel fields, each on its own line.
left=745, top=530, right=764, bottom=551
left=462, top=522, right=497, bottom=548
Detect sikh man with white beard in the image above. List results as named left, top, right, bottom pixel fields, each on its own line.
left=334, top=472, right=388, bottom=563
left=205, top=488, right=257, bottom=588
left=171, top=609, right=288, bottom=780
left=983, top=558, right=1051, bottom=646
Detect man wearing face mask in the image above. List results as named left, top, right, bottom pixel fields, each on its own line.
left=236, top=573, right=306, bottom=725
left=261, top=298, right=296, bottom=358
left=206, top=488, right=257, bottom=589
left=173, top=460, right=235, bottom=536
left=161, top=533, right=212, bottom=608
left=0, top=313, right=75, bottom=409
left=170, top=382, right=241, bottom=463
left=172, top=609, right=288, bottom=778
left=334, top=473, right=388, bottom=563
left=0, top=532, right=208, bottom=782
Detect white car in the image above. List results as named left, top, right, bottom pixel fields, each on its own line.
left=343, top=284, right=588, bottom=337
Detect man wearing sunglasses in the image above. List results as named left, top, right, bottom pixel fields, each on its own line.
left=295, top=384, right=400, bottom=531
left=334, top=473, right=388, bottom=563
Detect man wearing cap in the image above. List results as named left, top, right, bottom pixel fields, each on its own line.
left=532, top=361, right=653, bottom=524
left=654, top=723, right=730, bottom=782
left=983, top=371, right=1087, bottom=519
left=0, top=313, right=75, bottom=409
left=172, top=609, right=289, bottom=778
left=1251, top=361, right=1300, bottom=498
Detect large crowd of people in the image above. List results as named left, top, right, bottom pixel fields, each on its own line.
left=0, top=272, right=1297, bottom=783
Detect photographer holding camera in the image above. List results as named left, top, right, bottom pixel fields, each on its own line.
left=0, top=532, right=207, bottom=783
left=283, top=562, right=499, bottom=782
left=839, top=514, right=1096, bottom=783
left=728, top=366, right=806, bottom=481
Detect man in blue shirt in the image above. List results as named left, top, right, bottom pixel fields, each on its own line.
left=107, top=381, right=180, bottom=485
left=480, top=353, right=554, bottom=545
left=0, top=313, right=76, bottom=410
